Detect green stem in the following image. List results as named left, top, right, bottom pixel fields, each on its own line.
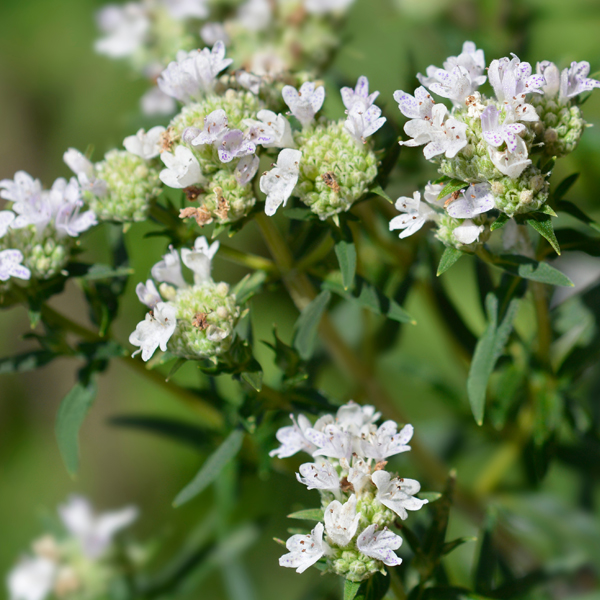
left=532, top=281, right=552, bottom=369
left=218, top=244, right=276, bottom=273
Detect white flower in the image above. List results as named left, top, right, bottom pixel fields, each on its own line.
left=304, top=0, right=355, bottom=14
left=282, top=82, right=325, bottom=128
left=296, top=459, right=340, bottom=493
left=63, top=148, right=107, bottom=197
left=140, top=87, right=177, bottom=116
left=279, top=522, right=326, bottom=574
left=181, top=236, right=219, bottom=284
left=94, top=4, right=149, bottom=59
left=244, top=110, right=295, bottom=149
left=0, top=210, right=15, bottom=238
left=163, top=0, right=209, bottom=20
left=345, top=104, right=386, bottom=144
left=536, top=61, right=561, bottom=97
left=488, top=135, right=531, bottom=179
left=559, top=61, right=600, bottom=101
left=323, top=495, right=360, bottom=547
left=7, top=556, right=56, bottom=600
left=54, top=198, right=97, bottom=238
left=129, top=301, right=178, bottom=361
left=217, top=130, right=256, bottom=163
left=389, top=191, right=438, bottom=239
left=362, top=422, right=414, bottom=461
left=151, top=246, right=187, bottom=288
left=394, top=86, right=436, bottom=121
left=417, top=41, right=486, bottom=106
left=0, top=172, right=49, bottom=231
left=0, top=250, right=31, bottom=282
left=347, top=456, right=372, bottom=495
left=250, top=48, right=286, bottom=77
left=157, top=41, right=233, bottom=103
left=0, top=171, right=43, bottom=204
left=335, top=401, right=381, bottom=434
left=192, top=109, right=229, bottom=146
left=453, top=220, right=485, bottom=245
left=124, top=126, right=166, bottom=160
left=270, top=414, right=316, bottom=458
left=357, top=524, right=403, bottom=566
left=200, top=23, right=229, bottom=46
left=260, top=148, right=302, bottom=216
left=341, top=76, right=380, bottom=114
left=480, top=105, right=526, bottom=153
left=136, top=279, right=162, bottom=308
left=447, top=183, right=495, bottom=219
left=235, top=155, right=260, bottom=185
left=159, top=146, right=203, bottom=188
left=58, top=496, right=138, bottom=559
left=305, top=424, right=353, bottom=461
left=237, top=0, right=272, bottom=31
left=235, top=70, right=261, bottom=95
left=371, top=470, right=428, bottom=520
left=423, top=182, right=451, bottom=207
left=488, top=55, right=544, bottom=120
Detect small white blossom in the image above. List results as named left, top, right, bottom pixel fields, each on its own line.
left=305, top=424, right=353, bottom=461
left=217, top=129, right=256, bottom=163
left=180, top=236, right=219, bottom=284
left=279, top=522, right=326, bottom=574
left=129, top=301, right=178, bottom=361
left=394, top=86, right=436, bottom=121
left=345, top=104, right=386, bottom=144
left=336, top=401, right=381, bottom=434
left=158, top=41, right=233, bottom=103
left=63, top=148, right=107, bottom=197
left=7, top=556, right=56, bottom=600
left=362, top=422, right=413, bottom=461
left=200, top=23, right=229, bottom=46
left=0, top=250, right=31, bottom=282
left=136, top=279, right=162, bottom=308
left=357, top=524, right=403, bottom=566
left=0, top=210, right=15, bottom=238
left=124, top=126, right=166, bottom=160
left=560, top=61, right=600, bottom=101
left=488, top=135, right=531, bottom=178
left=324, top=495, right=360, bottom=547
left=192, top=109, right=229, bottom=146
left=488, top=55, right=544, bottom=120
left=250, top=48, right=286, bottom=77
left=54, top=197, right=97, bottom=238
left=237, top=0, right=272, bottom=31
left=58, top=496, right=138, bottom=559
left=0, top=171, right=43, bottom=205
left=235, top=155, right=260, bottom=185
left=151, top=246, right=187, bottom=288
left=260, top=148, right=302, bottom=216
left=140, top=87, right=177, bottom=116
left=389, top=191, right=438, bottom=239
left=423, top=182, right=451, bottom=207
left=453, top=220, right=485, bottom=245
left=163, top=0, right=209, bottom=20
left=296, top=459, right=340, bottom=493
left=235, top=70, right=261, bottom=95
left=347, top=456, right=372, bottom=495
left=341, top=76, right=380, bottom=114
left=94, top=4, right=149, bottom=59
left=282, top=82, right=325, bottom=128
left=270, top=414, right=316, bottom=458
left=159, top=146, right=203, bottom=188
left=447, top=183, right=495, bottom=219
left=481, top=105, right=526, bottom=153
left=244, top=110, right=295, bottom=149
left=372, top=470, right=428, bottom=520
left=304, top=0, right=355, bottom=14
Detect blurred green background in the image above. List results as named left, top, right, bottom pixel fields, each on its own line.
left=1, top=0, right=600, bottom=598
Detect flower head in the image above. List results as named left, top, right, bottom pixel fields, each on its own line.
left=282, top=82, right=325, bottom=128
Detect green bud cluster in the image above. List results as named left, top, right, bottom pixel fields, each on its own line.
left=92, top=150, right=162, bottom=222
left=168, top=281, right=241, bottom=360
left=435, top=214, right=489, bottom=250
left=1, top=226, right=72, bottom=280
left=490, top=167, right=549, bottom=216
left=330, top=548, right=383, bottom=582
left=294, top=120, right=379, bottom=220
left=202, top=170, right=256, bottom=225
left=531, top=96, right=587, bottom=158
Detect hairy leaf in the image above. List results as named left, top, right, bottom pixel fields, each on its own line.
left=437, top=247, right=464, bottom=276
left=438, top=178, right=468, bottom=199
left=525, top=214, right=560, bottom=255
left=335, top=240, right=357, bottom=290
left=492, top=254, right=573, bottom=287
left=287, top=508, right=325, bottom=521
left=293, top=291, right=331, bottom=360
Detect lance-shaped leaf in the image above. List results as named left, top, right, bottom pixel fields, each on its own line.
left=288, top=508, right=325, bottom=521
left=467, top=292, right=520, bottom=425
left=555, top=228, right=600, bottom=257
left=174, top=429, right=244, bottom=507
left=524, top=213, right=560, bottom=255
left=553, top=172, right=579, bottom=201
left=56, top=379, right=98, bottom=476
left=437, top=246, right=465, bottom=276
left=344, top=580, right=362, bottom=600
left=232, top=270, right=267, bottom=305
left=438, top=178, right=468, bottom=199
left=293, top=290, right=331, bottom=360
left=335, top=240, right=357, bottom=290
left=491, top=213, right=510, bottom=231
left=490, top=254, right=573, bottom=287
left=369, top=184, right=393, bottom=203
left=0, top=350, right=56, bottom=374
left=557, top=200, right=600, bottom=234
left=355, top=572, right=391, bottom=600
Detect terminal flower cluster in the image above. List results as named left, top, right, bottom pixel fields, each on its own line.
left=272, top=401, right=428, bottom=582
left=391, top=42, right=599, bottom=249
left=7, top=496, right=137, bottom=600
left=130, top=236, right=242, bottom=361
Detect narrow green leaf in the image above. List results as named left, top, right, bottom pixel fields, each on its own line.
left=355, top=572, right=391, bottom=600
left=344, top=580, right=361, bottom=600
left=283, top=207, right=314, bottom=220
left=55, top=380, right=98, bottom=476
left=490, top=213, right=510, bottom=231
left=442, top=536, right=477, bottom=556
left=232, top=270, right=267, bottom=304
left=467, top=294, right=520, bottom=425
left=293, top=291, right=331, bottom=360
left=438, top=178, right=467, bottom=199
left=437, top=247, right=464, bottom=276
left=288, top=508, right=325, bottom=521
left=241, top=370, right=263, bottom=392
left=493, top=254, right=573, bottom=287
left=173, top=429, right=244, bottom=507
left=0, top=350, right=56, bottom=374
left=536, top=204, right=557, bottom=217
left=555, top=228, right=600, bottom=257
left=81, top=264, right=133, bottom=280
left=553, top=173, right=579, bottom=201
left=557, top=200, right=600, bottom=234
left=525, top=214, right=561, bottom=255
left=419, top=491, right=442, bottom=503
left=335, top=240, right=357, bottom=290
left=369, top=184, right=393, bottom=203
left=166, top=358, right=187, bottom=381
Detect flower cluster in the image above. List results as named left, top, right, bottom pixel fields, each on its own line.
left=391, top=42, right=599, bottom=249
left=7, top=496, right=137, bottom=600
left=130, top=236, right=241, bottom=361
left=272, top=401, right=428, bottom=582
left=0, top=168, right=97, bottom=282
